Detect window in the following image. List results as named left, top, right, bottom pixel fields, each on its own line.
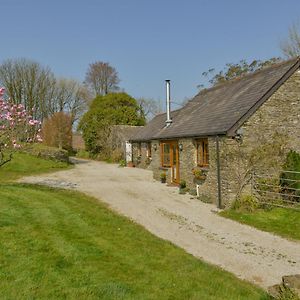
left=146, top=142, right=151, bottom=157
left=197, top=139, right=209, bottom=167
left=161, top=142, right=171, bottom=167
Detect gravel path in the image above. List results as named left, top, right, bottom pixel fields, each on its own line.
left=20, top=158, right=300, bottom=289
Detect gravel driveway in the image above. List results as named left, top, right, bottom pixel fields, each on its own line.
left=20, top=158, right=300, bottom=289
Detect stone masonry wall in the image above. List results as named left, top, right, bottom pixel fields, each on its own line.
left=133, top=138, right=220, bottom=204
left=218, top=70, right=300, bottom=206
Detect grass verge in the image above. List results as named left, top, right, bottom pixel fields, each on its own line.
left=0, top=152, right=71, bottom=182
left=220, top=207, right=300, bottom=241
left=0, top=184, right=267, bottom=299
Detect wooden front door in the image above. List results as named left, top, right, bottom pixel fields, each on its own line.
left=161, top=140, right=180, bottom=184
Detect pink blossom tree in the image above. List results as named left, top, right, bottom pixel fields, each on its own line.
left=0, top=87, right=42, bottom=167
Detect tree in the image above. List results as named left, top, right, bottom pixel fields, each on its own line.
left=136, top=97, right=161, bottom=120
left=42, top=112, right=73, bottom=151
left=85, top=61, right=120, bottom=96
left=0, top=58, right=56, bottom=121
left=280, top=22, right=300, bottom=58
left=0, top=87, right=41, bottom=167
left=51, top=78, right=91, bottom=125
left=198, top=58, right=281, bottom=88
left=78, top=93, right=145, bottom=157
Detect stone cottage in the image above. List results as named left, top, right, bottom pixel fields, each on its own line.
left=129, top=57, right=300, bottom=207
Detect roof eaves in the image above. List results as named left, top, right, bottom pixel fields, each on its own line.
left=153, top=131, right=227, bottom=140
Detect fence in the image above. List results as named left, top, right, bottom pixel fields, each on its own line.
left=252, top=170, right=300, bottom=210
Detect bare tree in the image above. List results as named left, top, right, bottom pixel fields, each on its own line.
left=136, top=97, right=161, bottom=120
left=51, top=78, right=91, bottom=124
left=0, top=58, right=56, bottom=121
left=280, top=22, right=300, bottom=58
left=85, top=61, right=120, bottom=96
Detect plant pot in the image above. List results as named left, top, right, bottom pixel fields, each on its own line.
left=161, top=178, right=166, bottom=183
left=127, top=161, right=135, bottom=167
left=193, top=176, right=206, bottom=184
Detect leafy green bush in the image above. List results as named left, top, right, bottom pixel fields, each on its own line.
left=231, top=194, right=259, bottom=212
left=179, top=180, right=186, bottom=189
left=160, top=172, right=167, bottom=183
left=119, top=159, right=126, bottom=167
left=75, top=149, right=90, bottom=159
left=78, top=93, right=145, bottom=157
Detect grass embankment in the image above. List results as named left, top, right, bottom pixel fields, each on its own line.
left=0, top=152, right=71, bottom=182
left=220, top=207, right=300, bottom=241
left=0, top=154, right=267, bottom=298
left=0, top=184, right=267, bottom=299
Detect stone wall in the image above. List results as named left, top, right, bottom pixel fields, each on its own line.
left=132, top=138, right=220, bottom=204
left=218, top=71, right=300, bottom=206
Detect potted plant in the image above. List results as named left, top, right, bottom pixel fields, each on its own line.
left=127, top=161, right=135, bottom=167
left=160, top=172, right=167, bottom=183
left=192, top=168, right=207, bottom=183
left=179, top=180, right=189, bottom=194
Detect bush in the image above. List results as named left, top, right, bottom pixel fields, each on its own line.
left=42, top=112, right=73, bottom=151
left=75, top=150, right=90, bottom=159
left=179, top=180, right=186, bottom=189
left=111, top=148, right=124, bottom=163
left=160, top=172, right=166, bottom=183
left=231, top=194, right=259, bottom=212
left=119, top=159, right=126, bottom=167
left=78, top=93, right=145, bottom=156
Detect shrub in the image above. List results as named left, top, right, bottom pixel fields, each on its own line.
left=111, top=148, right=123, bottom=163
left=78, top=93, right=145, bottom=156
left=119, top=159, right=126, bottom=167
left=75, top=149, right=90, bottom=159
left=42, top=112, right=72, bottom=151
left=179, top=180, right=186, bottom=189
left=231, top=194, right=259, bottom=212
left=160, top=172, right=166, bottom=180
left=160, top=172, right=167, bottom=183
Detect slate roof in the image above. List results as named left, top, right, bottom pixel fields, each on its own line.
left=131, top=57, right=300, bottom=142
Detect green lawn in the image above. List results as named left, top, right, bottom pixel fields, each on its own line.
left=0, top=184, right=267, bottom=299
left=0, top=152, right=71, bottom=182
left=220, top=207, right=300, bottom=241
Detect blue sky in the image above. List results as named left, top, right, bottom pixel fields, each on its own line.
left=1, top=0, right=300, bottom=108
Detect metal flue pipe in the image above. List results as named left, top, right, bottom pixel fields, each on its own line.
left=165, top=80, right=172, bottom=126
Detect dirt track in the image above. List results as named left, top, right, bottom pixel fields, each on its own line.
left=20, top=158, right=300, bottom=289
